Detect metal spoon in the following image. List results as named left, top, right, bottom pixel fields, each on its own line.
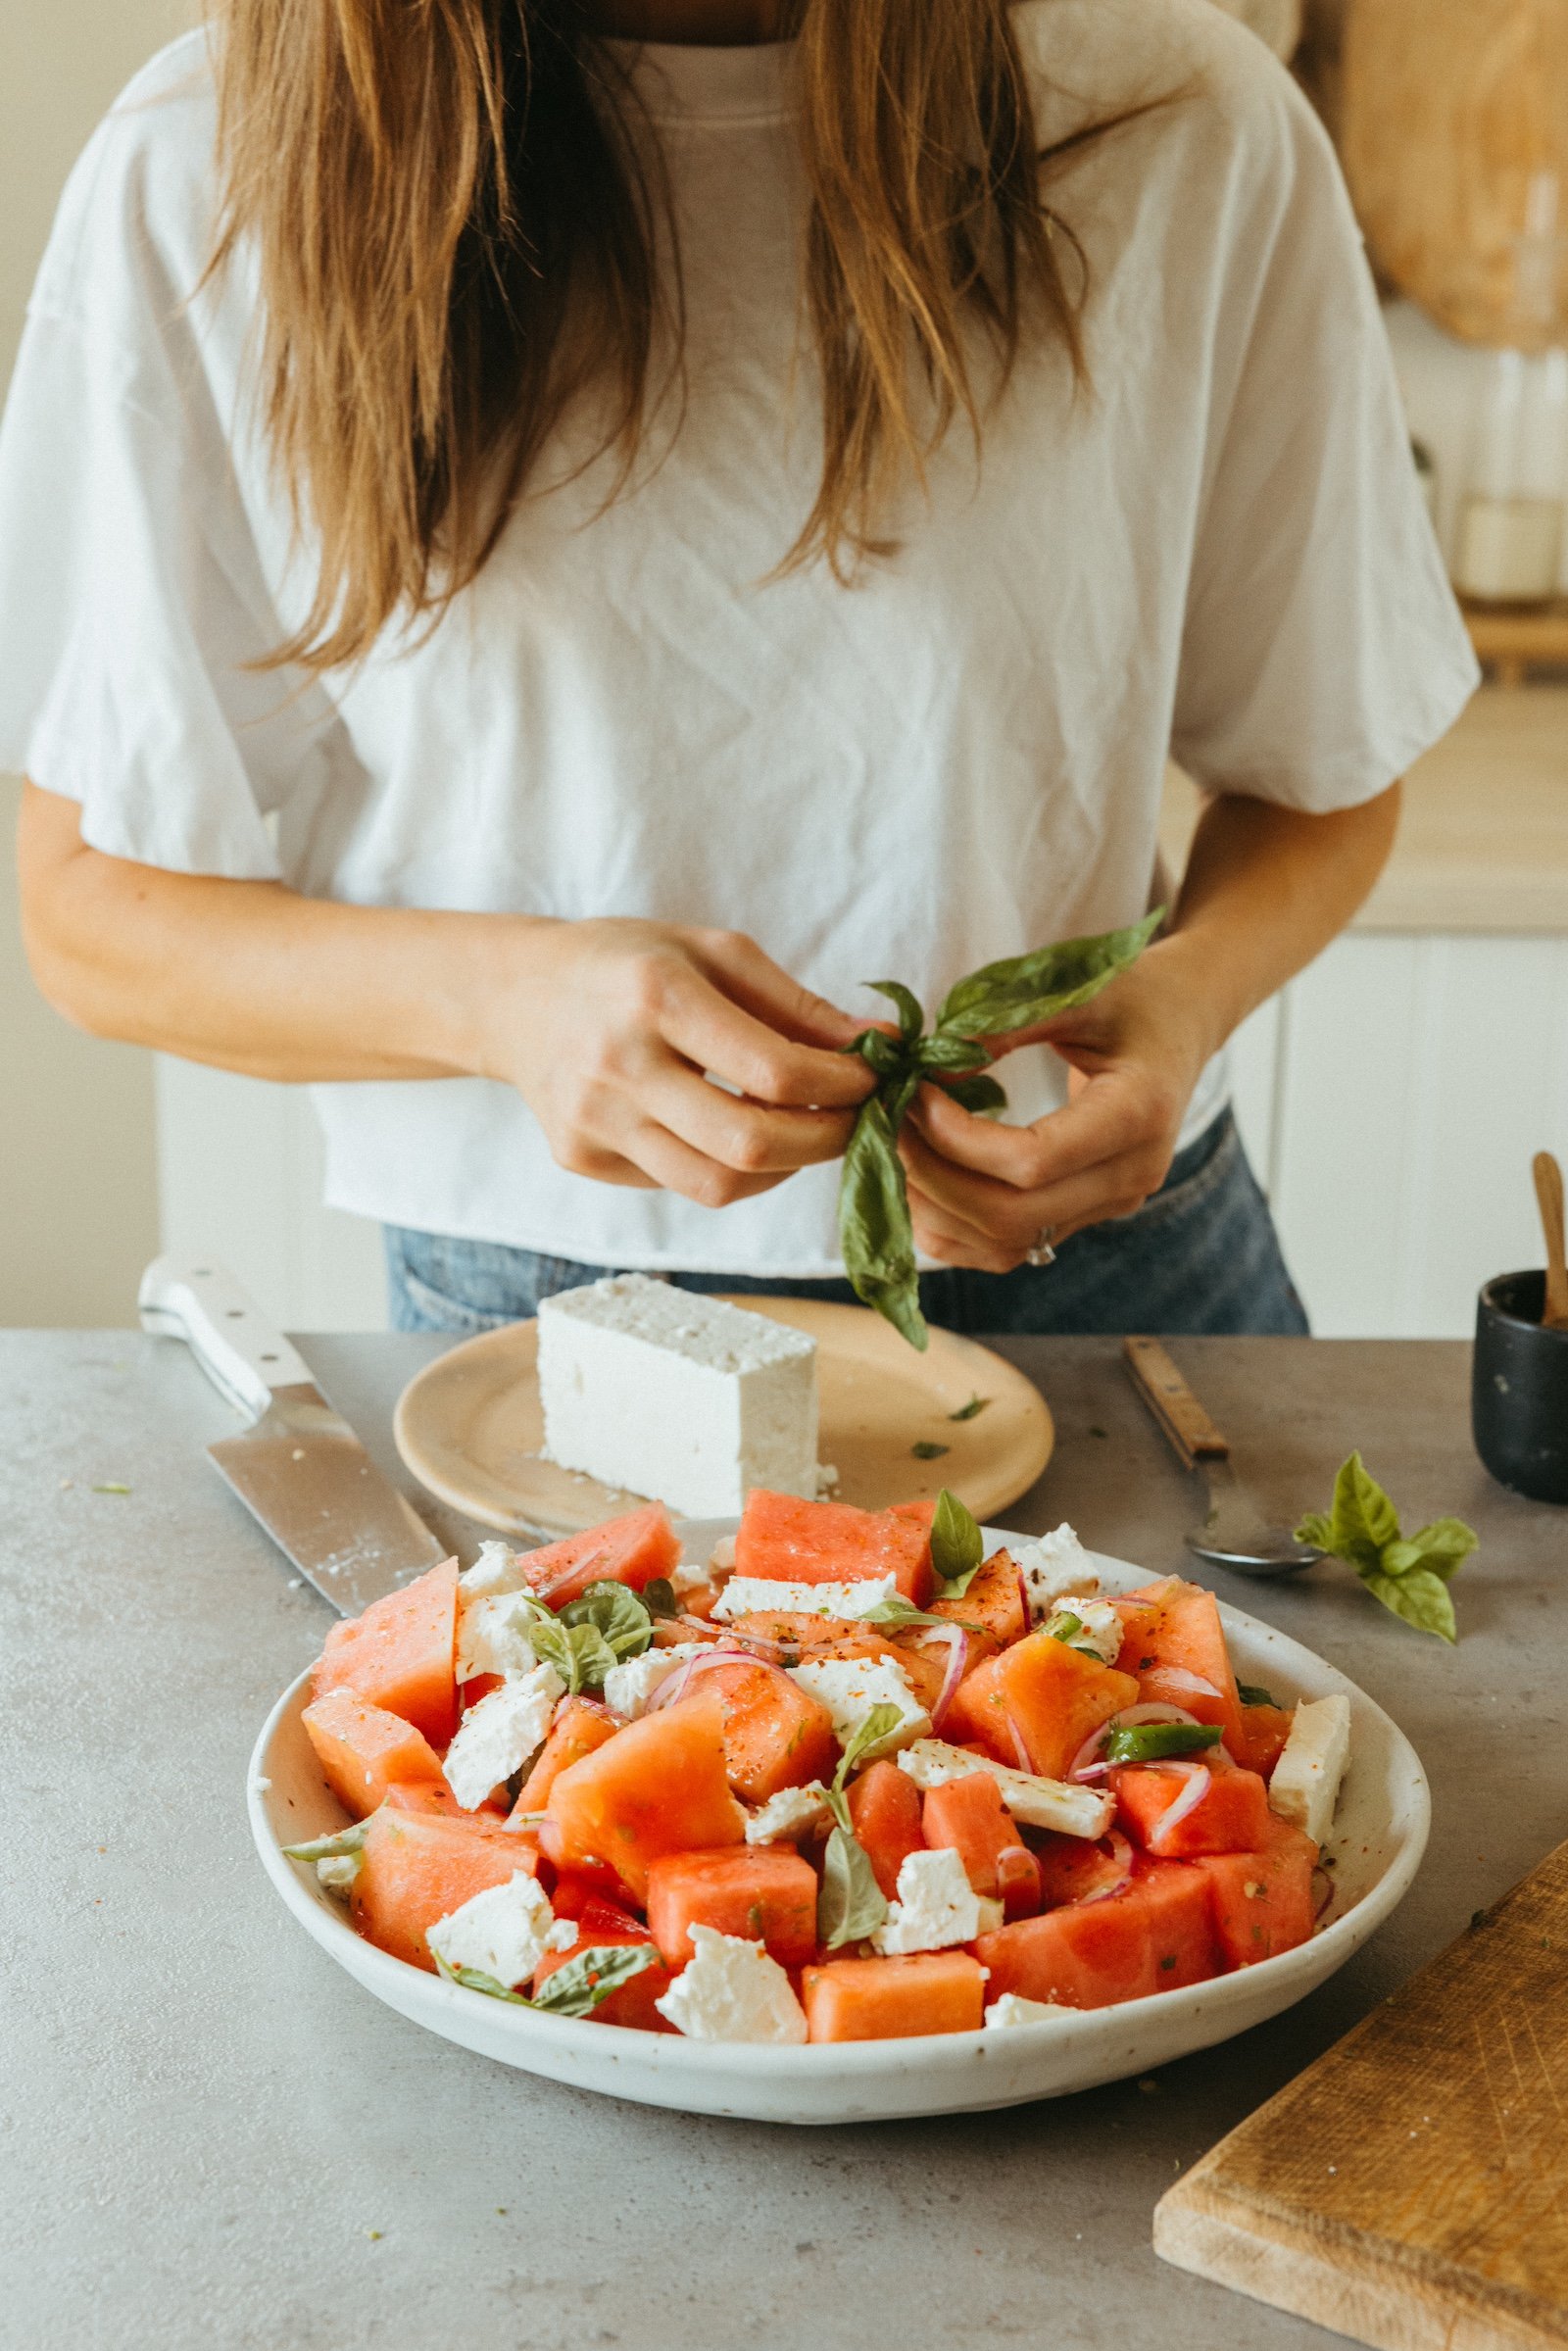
left=1122, top=1336, right=1321, bottom=1578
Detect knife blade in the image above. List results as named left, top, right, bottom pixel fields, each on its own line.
left=139, top=1253, right=448, bottom=1615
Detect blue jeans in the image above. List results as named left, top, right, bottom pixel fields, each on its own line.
left=384, top=1106, right=1308, bottom=1339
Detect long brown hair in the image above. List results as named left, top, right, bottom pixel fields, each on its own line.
left=211, top=1, right=1097, bottom=669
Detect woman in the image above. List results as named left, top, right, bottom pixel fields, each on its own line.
left=3, top=0, right=1474, bottom=1339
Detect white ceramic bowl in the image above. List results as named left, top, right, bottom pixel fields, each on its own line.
left=249, top=1533, right=1429, bottom=2125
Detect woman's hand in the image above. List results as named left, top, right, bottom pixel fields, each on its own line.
left=898, top=936, right=1216, bottom=1272
left=478, top=918, right=874, bottom=1207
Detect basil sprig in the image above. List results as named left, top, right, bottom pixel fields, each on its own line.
left=282, top=1822, right=369, bottom=1864
left=817, top=1703, right=905, bottom=1950
left=837, top=913, right=1163, bottom=1347
left=929, top=1488, right=985, bottom=1598
left=516, top=1577, right=658, bottom=1695
left=434, top=1943, right=659, bottom=2016
left=1296, top=1452, right=1478, bottom=1643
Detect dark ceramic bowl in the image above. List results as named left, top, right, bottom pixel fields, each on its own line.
left=1472, top=1270, right=1568, bottom=1505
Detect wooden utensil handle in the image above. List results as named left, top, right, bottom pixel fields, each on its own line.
left=1122, top=1336, right=1230, bottom=1470
left=1532, top=1151, right=1568, bottom=1330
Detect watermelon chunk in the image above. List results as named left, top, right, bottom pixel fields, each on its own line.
left=646, top=1846, right=819, bottom=1969
left=1113, top=1752, right=1271, bottom=1858
left=302, top=1688, right=445, bottom=1819
left=944, top=1631, right=1138, bottom=1779
left=520, top=1503, right=680, bottom=1608
left=734, top=1492, right=934, bottom=1603
left=1113, top=1579, right=1247, bottom=1752
left=313, top=1557, right=460, bottom=1747
left=350, top=1787, right=538, bottom=1972
left=847, top=1759, right=927, bottom=1900
left=802, top=1951, right=986, bottom=2041
left=1195, top=1814, right=1318, bottom=1968
left=545, top=1690, right=746, bottom=1902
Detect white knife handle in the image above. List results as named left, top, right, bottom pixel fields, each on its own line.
left=137, top=1254, right=314, bottom=1425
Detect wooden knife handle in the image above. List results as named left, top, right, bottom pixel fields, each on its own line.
left=1122, top=1336, right=1230, bottom=1470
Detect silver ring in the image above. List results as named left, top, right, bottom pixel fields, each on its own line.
left=1024, top=1225, right=1057, bottom=1268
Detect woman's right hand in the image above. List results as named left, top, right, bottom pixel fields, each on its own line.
left=477, top=918, right=875, bottom=1207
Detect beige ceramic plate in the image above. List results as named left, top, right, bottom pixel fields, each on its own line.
left=393, top=1296, right=1054, bottom=1537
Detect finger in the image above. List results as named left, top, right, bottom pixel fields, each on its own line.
left=621, top=1119, right=791, bottom=1211
left=657, top=961, right=876, bottom=1111
left=906, top=1191, right=1023, bottom=1275
left=550, top=1136, right=661, bottom=1190
left=692, top=929, right=870, bottom=1053
left=902, top=1120, right=1161, bottom=1248
left=642, top=1058, right=860, bottom=1174
left=909, top=1076, right=1152, bottom=1188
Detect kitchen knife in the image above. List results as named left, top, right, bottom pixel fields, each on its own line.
left=138, top=1254, right=448, bottom=1614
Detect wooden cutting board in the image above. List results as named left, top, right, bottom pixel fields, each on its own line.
left=1154, top=1838, right=1568, bottom=2350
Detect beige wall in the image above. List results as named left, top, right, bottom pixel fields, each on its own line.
left=1, top=2, right=193, bottom=1324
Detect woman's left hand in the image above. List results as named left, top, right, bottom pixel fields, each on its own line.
left=898, top=938, right=1217, bottom=1273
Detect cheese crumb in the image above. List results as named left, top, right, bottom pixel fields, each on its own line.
left=896, top=1738, right=1113, bottom=1839
left=602, top=1643, right=705, bottom=1720
left=985, top=1993, right=1074, bottom=2028
left=459, top=1541, right=524, bottom=1599
left=655, top=1926, right=808, bottom=2043
left=456, top=1589, right=548, bottom=1683
left=786, top=1657, right=930, bottom=1756
left=1268, top=1692, right=1350, bottom=1845
left=428, top=1870, right=562, bottom=1986
left=713, top=1574, right=899, bottom=1624
left=1047, top=1596, right=1123, bottom=1667
left=443, top=1665, right=564, bottom=1809
left=744, top=1783, right=832, bottom=1844
left=1014, top=1525, right=1101, bottom=1623
left=873, top=1847, right=986, bottom=1955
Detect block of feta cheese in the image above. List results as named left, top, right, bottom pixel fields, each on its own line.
left=872, top=1847, right=1002, bottom=1955
left=712, top=1574, right=899, bottom=1624
left=1268, top=1692, right=1351, bottom=1846
left=456, top=1589, right=549, bottom=1683
left=426, top=1871, right=574, bottom=1986
left=786, top=1656, right=931, bottom=1757
left=442, top=1663, right=564, bottom=1810
left=537, top=1273, right=819, bottom=1520
left=1013, top=1524, right=1101, bottom=1623
left=744, top=1782, right=832, bottom=1844
left=896, top=1738, right=1114, bottom=1839
left=654, top=1925, right=808, bottom=2043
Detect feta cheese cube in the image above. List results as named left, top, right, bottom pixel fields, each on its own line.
left=985, top=1993, right=1073, bottom=2028
left=442, top=1664, right=564, bottom=1810
left=427, top=1869, right=563, bottom=1986
left=872, top=1847, right=985, bottom=1954
left=456, top=1589, right=548, bottom=1683
left=459, top=1540, right=525, bottom=1599
left=744, top=1782, right=832, bottom=1844
left=1046, top=1596, right=1123, bottom=1668
left=601, top=1642, right=705, bottom=1720
left=712, top=1574, right=899, bottom=1624
left=670, top=1562, right=713, bottom=1598
left=896, top=1738, right=1113, bottom=1839
left=1268, top=1693, right=1350, bottom=1846
left=655, top=1926, right=808, bottom=2043
left=786, top=1657, right=930, bottom=1757
left=537, top=1273, right=819, bottom=1520
left=1014, top=1525, right=1101, bottom=1623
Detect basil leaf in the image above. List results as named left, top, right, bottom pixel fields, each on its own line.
left=910, top=1441, right=949, bottom=1460
left=939, top=1072, right=1008, bottom=1117
left=949, top=1394, right=991, bottom=1422
left=560, top=1580, right=654, bottom=1660
left=835, top=1702, right=907, bottom=1789
left=1237, top=1682, right=1279, bottom=1709
left=915, top=1031, right=991, bottom=1073
left=522, top=1616, right=576, bottom=1686
left=526, top=1617, right=618, bottom=1694
left=1358, top=1565, right=1457, bottom=1644
left=853, top=1594, right=976, bottom=1632
left=844, top=1027, right=908, bottom=1081
left=864, top=980, right=925, bottom=1044
left=1102, top=1722, right=1223, bottom=1764
left=433, top=1952, right=530, bottom=2003
left=932, top=910, right=1163, bottom=1041
left=642, top=1577, right=679, bottom=1621
left=527, top=1944, right=660, bottom=2017
left=1327, top=1451, right=1401, bottom=1571
left=282, top=1822, right=370, bottom=1863
left=818, top=1825, right=890, bottom=1950
left=930, top=1487, right=984, bottom=1592
left=838, top=1097, right=927, bottom=1350
left=1404, top=1517, right=1480, bottom=1583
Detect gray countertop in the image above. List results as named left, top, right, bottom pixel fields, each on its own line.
left=6, top=1330, right=1566, bottom=2351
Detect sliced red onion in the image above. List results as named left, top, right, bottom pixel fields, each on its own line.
left=645, top=1643, right=757, bottom=1713
left=925, top=1626, right=968, bottom=1734
left=1004, top=1712, right=1036, bottom=1775
left=1069, top=1702, right=1200, bottom=1782
left=1078, top=1828, right=1135, bottom=1904
left=1141, top=1663, right=1225, bottom=1705
left=1147, top=1761, right=1212, bottom=1853
left=1016, top=1567, right=1032, bottom=1628
left=531, top=1545, right=612, bottom=1605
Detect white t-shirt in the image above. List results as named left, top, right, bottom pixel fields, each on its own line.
left=0, top=2, right=1476, bottom=1274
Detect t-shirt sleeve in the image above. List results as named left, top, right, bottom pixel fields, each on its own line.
left=1168, top=64, right=1479, bottom=809
left=0, top=53, right=330, bottom=879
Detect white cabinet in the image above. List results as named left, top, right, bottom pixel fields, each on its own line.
left=153, top=929, right=1566, bottom=1339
